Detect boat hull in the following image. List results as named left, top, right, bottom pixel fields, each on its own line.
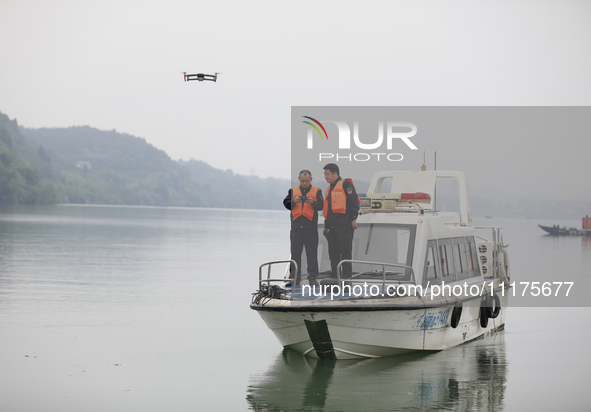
left=538, top=224, right=591, bottom=236
left=252, top=293, right=507, bottom=359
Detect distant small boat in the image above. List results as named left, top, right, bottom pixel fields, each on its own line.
left=538, top=216, right=591, bottom=236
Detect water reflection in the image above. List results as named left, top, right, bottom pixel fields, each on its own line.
left=247, top=331, right=507, bottom=412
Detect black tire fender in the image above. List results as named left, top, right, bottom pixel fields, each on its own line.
left=480, top=305, right=489, bottom=328
left=491, top=294, right=501, bottom=319
left=450, top=301, right=462, bottom=328
left=482, top=295, right=494, bottom=319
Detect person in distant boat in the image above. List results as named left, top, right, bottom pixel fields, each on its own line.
left=322, top=163, right=360, bottom=282
left=283, top=170, right=324, bottom=287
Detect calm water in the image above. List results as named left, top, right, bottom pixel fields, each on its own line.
left=0, top=205, right=589, bottom=411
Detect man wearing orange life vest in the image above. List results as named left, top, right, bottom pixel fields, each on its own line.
left=322, top=163, right=360, bottom=282
left=283, top=170, right=324, bottom=287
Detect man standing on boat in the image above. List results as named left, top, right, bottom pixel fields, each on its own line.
left=283, top=170, right=324, bottom=287
left=322, top=163, right=360, bottom=283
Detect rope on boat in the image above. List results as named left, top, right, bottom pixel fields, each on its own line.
left=252, top=284, right=289, bottom=306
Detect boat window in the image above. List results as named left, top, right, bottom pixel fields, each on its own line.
left=438, top=244, right=449, bottom=278
left=420, top=236, right=479, bottom=286
left=314, top=223, right=416, bottom=280
left=376, top=177, right=392, bottom=193
left=435, top=177, right=461, bottom=213
left=453, top=238, right=469, bottom=281
left=422, top=240, right=440, bottom=287
left=467, top=239, right=474, bottom=271
left=455, top=243, right=464, bottom=273
left=437, top=239, right=456, bottom=282
left=444, top=241, right=456, bottom=281
left=466, top=237, right=480, bottom=278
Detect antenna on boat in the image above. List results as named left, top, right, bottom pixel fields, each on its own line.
left=434, top=151, right=437, bottom=211
left=421, top=150, right=426, bottom=171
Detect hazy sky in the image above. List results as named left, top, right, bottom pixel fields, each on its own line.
left=1, top=1, right=590, bottom=194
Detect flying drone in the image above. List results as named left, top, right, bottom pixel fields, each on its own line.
left=183, top=72, right=219, bottom=82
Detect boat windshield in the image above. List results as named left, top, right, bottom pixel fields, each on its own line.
left=303, top=223, right=417, bottom=281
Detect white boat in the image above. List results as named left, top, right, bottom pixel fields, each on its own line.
left=251, top=170, right=511, bottom=360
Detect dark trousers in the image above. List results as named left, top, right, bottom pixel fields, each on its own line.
left=326, top=225, right=354, bottom=279
left=290, top=228, right=319, bottom=280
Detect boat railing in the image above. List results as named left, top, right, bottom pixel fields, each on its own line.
left=257, top=259, right=416, bottom=300
left=258, top=260, right=296, bottom=290
left=335, top=259, right=416, bottom=298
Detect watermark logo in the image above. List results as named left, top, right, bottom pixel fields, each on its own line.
left=302, top=118, right=419, bottom=162
left=302, top=116, right=329, bottom=148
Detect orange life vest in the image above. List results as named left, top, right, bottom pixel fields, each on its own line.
left=292, top=186, right=319, bottom=220
left=323, top=178, right=359, bottom=218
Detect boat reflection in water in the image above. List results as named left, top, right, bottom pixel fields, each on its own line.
left=247, top=331, right=507, bottom=412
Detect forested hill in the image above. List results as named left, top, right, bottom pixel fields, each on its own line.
left=24, top=126, right=173, bottom=174
left=0, top=113, right=58, bottom=204
left=0, top=111, right=289, bottom=209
